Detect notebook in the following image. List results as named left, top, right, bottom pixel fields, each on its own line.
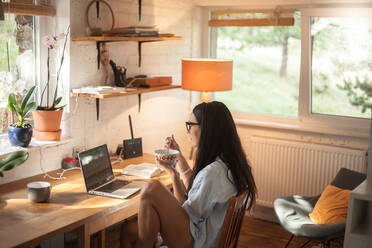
left=78, top=144, right=144, bottom=199
left=122, top=163, right=163, bottom=179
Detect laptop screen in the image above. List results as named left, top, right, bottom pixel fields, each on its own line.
left=78, top=144, right=114, bottom=191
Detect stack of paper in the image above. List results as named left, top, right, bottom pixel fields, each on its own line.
left=71, top=86, right=126, bottom=95
left=121, top=163, right=163, bottom=179
left=104, top=26, right=159, bottom=37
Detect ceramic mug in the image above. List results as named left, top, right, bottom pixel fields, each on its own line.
left=27, top=181, right=51, bottom=203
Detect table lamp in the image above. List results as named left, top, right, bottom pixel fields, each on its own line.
left=181, top=58, right=233, bottom=102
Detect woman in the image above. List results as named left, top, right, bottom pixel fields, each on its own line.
left=121, top=101, right=256, bottom=248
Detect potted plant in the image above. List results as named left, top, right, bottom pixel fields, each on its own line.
left=0, top=150, right=29, bottom=207
left=0, top=72, right=28, bottom=133
left=0, top=150, right=29, bottom=177
left=8, top=86, right=37, bottom=147
left=32, top=27, right=69, bottom=141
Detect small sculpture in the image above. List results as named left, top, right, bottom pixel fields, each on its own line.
left=100, top=43, right=109, bottom=85
left=109, top=59, right=127, bottom=87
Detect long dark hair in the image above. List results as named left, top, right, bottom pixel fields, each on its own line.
left=191, top=101, right=256, bottom=210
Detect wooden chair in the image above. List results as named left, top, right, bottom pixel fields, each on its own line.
left=218, top=190, right=249, bottom=248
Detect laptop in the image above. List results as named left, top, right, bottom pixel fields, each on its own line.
left=78, top=144, right=144, bottom=199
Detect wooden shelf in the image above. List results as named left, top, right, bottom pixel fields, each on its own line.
left=71, top=85, right=181, bottom=99
left=71, top=36, right=183, bottom=42
left=71, top=85, right=181, bottom=120
left=71, top=36, right=183, bottom=67
left=3, top=2, right=55, bottom=17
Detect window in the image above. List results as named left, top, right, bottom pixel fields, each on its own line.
left=210, top=7, right=372, bottom=131
left=0, top=14, right=35, bottom=134
left=213, top=12, right=301, bottom=117
left=311, top=16, right=372, bottom=119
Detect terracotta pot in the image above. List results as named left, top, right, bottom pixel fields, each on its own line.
left=32, top=109, right=63, bottom=141
left=32, top=109, right=63, bottom=132
left=33, top=129, right=62, bottom=141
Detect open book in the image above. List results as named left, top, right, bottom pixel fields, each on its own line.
left=121, top=163, right=163, bottom=179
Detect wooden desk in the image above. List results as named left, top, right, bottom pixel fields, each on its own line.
left=0, top=154, right=170, bottom=248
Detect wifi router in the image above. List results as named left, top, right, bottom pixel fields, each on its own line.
left=123, top=115, right=143, bottom=159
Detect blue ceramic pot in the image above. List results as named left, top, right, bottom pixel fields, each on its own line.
left=8, top=125, right=33, bottom=147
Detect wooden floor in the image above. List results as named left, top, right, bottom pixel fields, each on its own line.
left=237, top=215, right=306, bottom=248
left=237, top=215, right=344, bottom=248
left=70, top=214, right=344, bottom=248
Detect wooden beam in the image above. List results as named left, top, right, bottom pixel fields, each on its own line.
left=208, top=17, right=294, bottom=27
left=211, top=9, right=295, bottom=16
left=2, top=2, right=55, bottom=17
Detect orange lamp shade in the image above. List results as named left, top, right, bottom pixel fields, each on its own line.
left=181, top=58, right=233, bottom=92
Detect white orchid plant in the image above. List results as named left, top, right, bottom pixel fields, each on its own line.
left=38, top=26, right=69, bottom=111
left=0, top=72, right=26, bottom=108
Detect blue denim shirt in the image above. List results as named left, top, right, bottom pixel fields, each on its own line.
left=182, top=158, right=237, bottom=248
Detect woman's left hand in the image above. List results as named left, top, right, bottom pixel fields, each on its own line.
left=156, top=158, right=178, bottom=178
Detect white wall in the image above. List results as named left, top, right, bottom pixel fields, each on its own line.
left=67, top=0, right=201, bottom=154
left=193, top=0, right=372, bottom=7
left=0, top=0, right=202, bottom=184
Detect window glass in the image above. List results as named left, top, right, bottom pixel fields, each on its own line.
left=214, top=13, right=301, bottom=117
left=311, top=17, right=372, bottom=118
left=0, top=14, right=35, bottom=133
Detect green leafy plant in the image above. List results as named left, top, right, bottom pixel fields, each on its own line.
left=8, top=86, right=37, bottom=127
left=337, top=76, right=372, bottom=113
left=0, top=150, right=29, bottom=177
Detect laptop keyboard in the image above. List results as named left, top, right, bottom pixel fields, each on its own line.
left=98, top=180, right=131, bottom=193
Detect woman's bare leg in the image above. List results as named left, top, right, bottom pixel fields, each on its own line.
left=135, top=180, right=192, bottom=248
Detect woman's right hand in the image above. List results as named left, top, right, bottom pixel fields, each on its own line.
left=165, top=135, right=181, bottom=154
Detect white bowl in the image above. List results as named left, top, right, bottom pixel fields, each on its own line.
left=154, top=149, right=179, bottom=165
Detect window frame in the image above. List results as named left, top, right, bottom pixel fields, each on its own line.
left=299, top=7, right=372, bottom=130
left=0, top=11, right=72, bottom=155
left=207, top=6, right=372, bottom=135
left=0, top=13, right=38, bottom=134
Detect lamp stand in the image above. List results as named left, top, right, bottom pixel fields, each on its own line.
left=200, top=91, right=212, bottom=103
left=189, top=91, right=212, bottom=160
left=188, top=91, right=212, bottom=160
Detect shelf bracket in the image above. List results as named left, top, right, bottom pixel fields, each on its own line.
left=95, top=40, right=163, bottom=69
left=138, top=41, right=142, bottom=67
left=138, top=93, right=141, bottom=113
left=96, top=0, right=100, bottom=18
left=139, top=0, right=142, bottom=21
left=96, top=99, right=100, bottom=120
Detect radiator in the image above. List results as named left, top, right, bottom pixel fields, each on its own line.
left=249, top=136, right=367, bottom=207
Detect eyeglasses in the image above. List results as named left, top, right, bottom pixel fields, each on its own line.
left=185, top=121, right=199, bottom=132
